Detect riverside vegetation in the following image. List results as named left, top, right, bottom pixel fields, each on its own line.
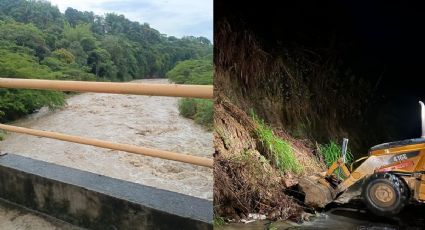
left=167, top=55, right=213, bottom=129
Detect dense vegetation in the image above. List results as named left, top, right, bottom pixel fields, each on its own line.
left=166, top=55, right=213, bottom=129
left=0, top=0, right=212, bottom=122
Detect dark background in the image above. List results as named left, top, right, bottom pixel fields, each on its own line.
left=215, top=0, right=425, bottom=145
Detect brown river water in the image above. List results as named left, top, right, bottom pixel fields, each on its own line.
left=0, top=79, right=213, bottom=200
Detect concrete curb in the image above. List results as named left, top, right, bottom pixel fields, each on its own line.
left=0, top=153, right=212, bottom=230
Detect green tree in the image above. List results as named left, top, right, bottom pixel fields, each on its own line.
left=63, top=23, right=94, bottom=43
left=0, top=49, right=65, bottom=120
left=64, top=7, right=94, bottom=27
left=52, top=48, right=75, bottom=64
left=68, top=41, right=87, bottom=66
left=166, top=55, right=213, bottom=84
left=0, top=21, right=49, bottom=59
left=87, top=48, right=116, bottom=78
left=101, top=35, right=137, bottom=81
left=80, top=37, right=96, bottom=52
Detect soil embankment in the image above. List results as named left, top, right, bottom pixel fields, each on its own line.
left=214, top=96, right=325, bottom=221
left=213, top=16, right=326, bottom=221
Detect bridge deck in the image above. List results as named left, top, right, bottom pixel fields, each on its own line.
left=0, top=153, right=212, bottom=229
left=0, top=198, right=83, bottom=230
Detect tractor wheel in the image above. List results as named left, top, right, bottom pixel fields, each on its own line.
left=362, top=173, right=409, bottom=217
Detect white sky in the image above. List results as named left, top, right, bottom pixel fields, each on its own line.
left=48, top=0, right=213, bottom=41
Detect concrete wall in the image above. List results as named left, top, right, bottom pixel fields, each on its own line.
left=0, top=154, right=212, bottom=230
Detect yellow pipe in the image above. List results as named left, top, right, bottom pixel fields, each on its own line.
left=0, top=124, right=213, bottom=168
left=0, top=78, right=213, bottom=99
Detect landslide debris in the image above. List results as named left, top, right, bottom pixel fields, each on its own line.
left=213, top=96, right=325, bottom=221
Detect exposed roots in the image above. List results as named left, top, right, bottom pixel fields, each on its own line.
left=214, top=155, right=303, bottom=221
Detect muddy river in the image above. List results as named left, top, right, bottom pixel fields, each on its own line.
left=0, top=79, right=213, bottom=200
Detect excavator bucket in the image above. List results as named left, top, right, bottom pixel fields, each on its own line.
left=299, top=139, right=352, bottom=208
left=298, top=173, right=336, bottom=208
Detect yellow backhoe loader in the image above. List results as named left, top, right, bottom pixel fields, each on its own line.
left=299, top=101, right=425, bottom=217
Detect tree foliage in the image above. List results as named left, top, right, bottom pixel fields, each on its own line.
left=167, top=55, right=213, bottom=129
left=0, top=49, right=65, bottom=120
left=167, top=55, right=213, bottom=85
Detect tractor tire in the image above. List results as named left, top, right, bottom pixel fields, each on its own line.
left=361, top=173, right=409, bottom=217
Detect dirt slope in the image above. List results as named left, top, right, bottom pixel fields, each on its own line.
left=214, top=96, right=325, bottom=221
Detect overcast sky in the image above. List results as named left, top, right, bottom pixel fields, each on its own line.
left=48, top=0, right=213, bottom=41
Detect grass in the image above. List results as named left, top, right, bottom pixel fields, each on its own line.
left=268, top=226, right=278, bottom=230
left=0, top=130, right=6, bottom=140
left=318, top=140, right=353, bottom=178
left=213, top=216, right=225, bottom=228
left=251, top=112, right=302, bottom=174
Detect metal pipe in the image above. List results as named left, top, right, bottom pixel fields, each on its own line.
left=341, top=138, right=348, bottom=164
left=420, top=101, right=425, bottom=138
left=0, top=78, right=213, bottom=99
left=0, top=124, right=213, bottom=168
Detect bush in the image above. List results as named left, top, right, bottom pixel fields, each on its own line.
left=178, top=98, right=197, bottom=118
left=168, top=55, right=213, bottom=129
left=319, top=140, right=353, bottom=167
left=0, top=49, right=66, bottom=121
left=166, top=57, right=212, bottom=85
left=179, top=98, right=213, bottom=130
left=0, top=130, right=6, bottom=140
left=213, top=216, right=225, bottom=228
left=194, top=99, right=213, bottom=129
left=318, top=140, right=353, bottom=178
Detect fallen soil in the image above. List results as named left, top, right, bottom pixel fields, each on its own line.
left=213, top=96, right=325, bottom=221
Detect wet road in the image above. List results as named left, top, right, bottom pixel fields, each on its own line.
left=220, top=202, right=425, bottom=229
left=0, top=79, right=213, bottom=200
left=298, top=200, right=425, bottom=230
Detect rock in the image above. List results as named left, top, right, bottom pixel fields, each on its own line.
left=298, top=175, right=334, bottom=208
left=301, top=212, right=315, bottom=221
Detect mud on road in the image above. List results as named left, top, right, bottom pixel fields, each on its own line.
left=220, top=200, right=425, bottom=229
